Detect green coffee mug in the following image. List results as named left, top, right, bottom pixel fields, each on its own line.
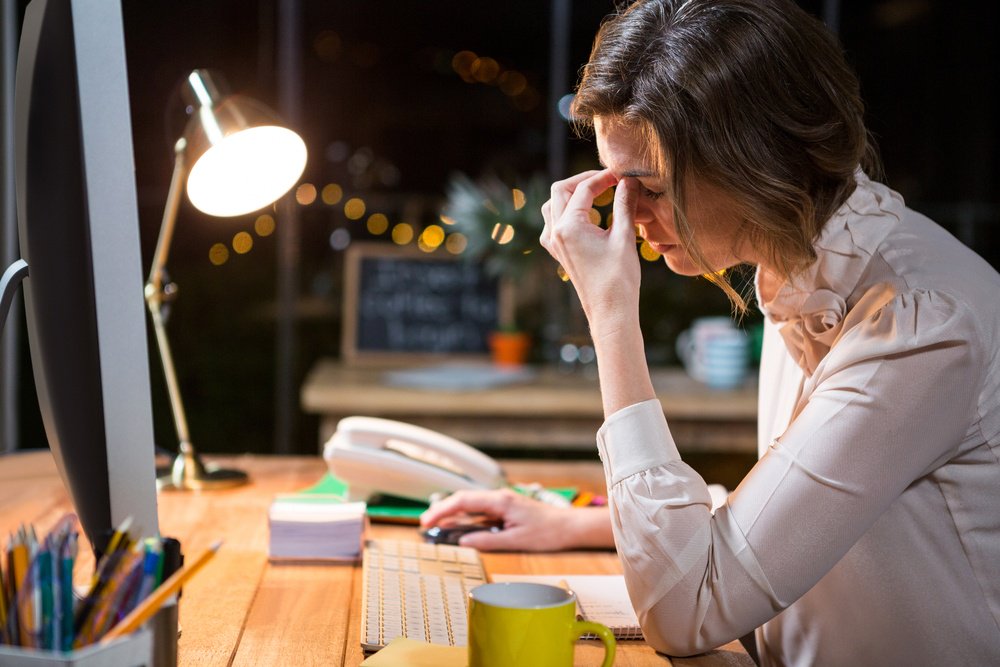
left=468, top=582, right=616, bottom=667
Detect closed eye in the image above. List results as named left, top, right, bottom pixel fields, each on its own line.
left=641, top=185, right=664, bottom=201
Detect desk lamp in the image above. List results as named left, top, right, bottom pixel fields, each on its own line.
left=147, top=69, right=307, bottom=490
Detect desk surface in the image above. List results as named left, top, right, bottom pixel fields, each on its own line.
left=0, top=451, right=751, bottom=666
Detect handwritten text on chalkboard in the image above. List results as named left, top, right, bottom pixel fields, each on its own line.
left=354, top=256, right=500, bottom=354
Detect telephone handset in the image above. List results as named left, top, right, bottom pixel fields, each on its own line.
left=323, top=416, right=507, bottom=503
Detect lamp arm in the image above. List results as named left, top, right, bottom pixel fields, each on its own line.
left=144, top=140, right=193, bottom=449
left=147, top=140, right=186, bottom=293
left=147, top=296, right=192, bottom=448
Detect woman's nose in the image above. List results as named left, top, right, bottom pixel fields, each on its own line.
left=632, top=205, right=654, bottom=225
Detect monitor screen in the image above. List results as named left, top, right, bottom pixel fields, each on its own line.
left=12, top=0, right=159, bottom=554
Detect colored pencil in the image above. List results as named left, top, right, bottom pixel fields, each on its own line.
left=100, top=540, right=221, bottom=644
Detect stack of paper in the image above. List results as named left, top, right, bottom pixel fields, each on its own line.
left=268, top=496, right=367, bottom=562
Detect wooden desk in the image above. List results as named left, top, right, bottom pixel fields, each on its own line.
left=0, top=451, right=751, bottom=666
left=301, top=359, right=757, bottom=454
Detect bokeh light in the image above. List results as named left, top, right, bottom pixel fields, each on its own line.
left=593, top=187, right=614, bottom=207
left=321, top=183, right=343, bottom=205
left=295, top=183, right=317, bottom=205
left=254, top=214, right=276, bottom=237
left=209, top=243, right=229, bottom=266
left=344, top=197, right=366, bottom=220
left=498, top=71, right=527, bottom=96
left=452, top=50, right=477, bottom=82
left=421, top=224, right=446, bottom=249
left=557, top=93, right=576, bottom=121
left=471, top=56, right=500, bottom=84
left=391, top=222, right=414, bottom=245
left=445, top=233, right=467, bottom=254
left=491, top=222, right=515, bottom=245
left=232, top=231, right=253, bottom=254
left=512, top=87, right=540, bottom=111
left=512, top=188, right=526, bottom=211
left=367, top=213, right=389, bottom=235
left=639, top=240, right=661, bottom=262
left=330, top=227, right=351, bottom=251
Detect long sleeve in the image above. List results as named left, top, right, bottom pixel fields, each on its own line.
left=597, top=290, right=985, bottom=658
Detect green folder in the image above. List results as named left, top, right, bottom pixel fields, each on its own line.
left=294, top=473, right=576, bottom=524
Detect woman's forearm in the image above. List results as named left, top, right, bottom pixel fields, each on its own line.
left=562, top=505, right=615, bottom=549
left=590, top=315, right=657, bottom=418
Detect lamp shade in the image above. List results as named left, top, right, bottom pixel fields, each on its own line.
left=180, top=70, right=307, bottom=217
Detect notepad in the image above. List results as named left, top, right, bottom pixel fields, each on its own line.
left=359, top=637, right=465, bottom=666
left=490, top=574, right=643, bottom=640
left=267, top=496, right=367, bottom=562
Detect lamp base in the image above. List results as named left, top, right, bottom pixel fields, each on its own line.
left=156, top=443, right=249, bottom=491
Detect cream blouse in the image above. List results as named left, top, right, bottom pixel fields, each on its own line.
left=596, top=175, right=1000, bottom=665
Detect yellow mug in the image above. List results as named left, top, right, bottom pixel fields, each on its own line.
left=468, top=582, right=616, bottom=667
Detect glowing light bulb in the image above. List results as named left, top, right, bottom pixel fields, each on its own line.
left=187, top=126, right=307, bottom=217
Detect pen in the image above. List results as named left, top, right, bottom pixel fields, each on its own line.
left=74, top=546, right=127, bottom=637
left=134, top=539, right=163, bottom=609
left=100, top=540, right=222, bottom=644
left=77, top=545, right=145, bottom=646
left=0, top=541, right=7, bottom=644
left=60, top=532, right=77, bottom=651
left=38, top=547, right=53, bottom=650
left=104, top=516, right=132, bottom=556
left=557, top=579, right=584, bottom=621
left=12, top=532, right=30, bottom=647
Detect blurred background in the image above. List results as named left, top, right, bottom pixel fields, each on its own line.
left=2, top=0, right=997, bottom=465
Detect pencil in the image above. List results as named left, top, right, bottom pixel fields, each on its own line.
left=99, top=540, right=222, bottom=644
left=557, top=579, right=583, bottom=621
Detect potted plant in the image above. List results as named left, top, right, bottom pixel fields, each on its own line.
left=441, top=172, right=549, bottom=365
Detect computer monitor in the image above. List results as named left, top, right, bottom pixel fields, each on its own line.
left=8, top=0, right=159, bottom=554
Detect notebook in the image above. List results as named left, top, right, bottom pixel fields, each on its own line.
left=490, top=574, right=643, bottom=640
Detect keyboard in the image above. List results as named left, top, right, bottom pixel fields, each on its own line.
left=360, top=538, right=487, bottom=651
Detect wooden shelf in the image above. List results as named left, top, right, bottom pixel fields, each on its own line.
left=301, top=359, right=758, bottom=454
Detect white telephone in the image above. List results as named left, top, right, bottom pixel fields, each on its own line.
left=323, top=416, right=507, bottom=503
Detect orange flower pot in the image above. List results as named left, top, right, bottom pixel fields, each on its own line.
left=488, top=331, right=531, bottom=366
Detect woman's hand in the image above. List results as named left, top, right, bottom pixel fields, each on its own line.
left=419, top=488, right=614, bottom=552
left=540, top=170, right=642, bottom=335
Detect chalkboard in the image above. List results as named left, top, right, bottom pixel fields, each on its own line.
left=341, top=243, right=512, bottom=364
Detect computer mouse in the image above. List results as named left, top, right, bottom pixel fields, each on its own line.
left=420, top=517, right=503, bottom=545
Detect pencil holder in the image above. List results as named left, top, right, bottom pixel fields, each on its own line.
left=0, top=626, right=152, bottom=666
left=150, top=598, right=179, bottom=667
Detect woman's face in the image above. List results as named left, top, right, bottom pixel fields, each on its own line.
left=594, top=116, right=755, bottom=275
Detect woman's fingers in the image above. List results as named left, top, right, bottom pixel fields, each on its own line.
left=611, top=177, right=639, bottom=242
left=540, top=200, right=552, bottom=246
left=564, top=170, right=619, bottom=217
left=548, top=169, right=602, bottom=223
left=419, top=488, right=515, bottom=527
left=458, top=522, right=554, bottom=552
left=542, top=169, right=612, bottom=251
left=543, top=170, right=619, bottom=247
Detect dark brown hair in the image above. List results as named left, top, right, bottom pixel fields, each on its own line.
left=573, top=0, right=880, bottom=310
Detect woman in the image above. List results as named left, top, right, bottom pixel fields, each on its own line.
left=422, top=0, right=1000, bottom=663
